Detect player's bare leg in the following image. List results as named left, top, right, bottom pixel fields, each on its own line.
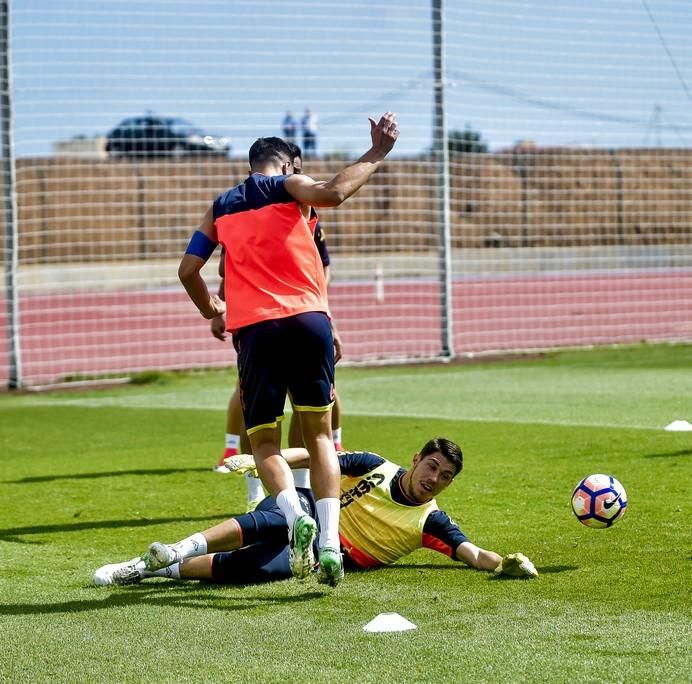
left=94, top=519, right=243, bottom=585
left=214, top=385, right=243, bottom=473
left=287, top=405, right=311, bottom=488
left=331, top=390, right=343, bottom=451
left=179, top=555, right=215, bottom=580
left=215, top=388, right=265, bottom=510
left=249, top=425, right=316, bottom=579
left=299, top=409, right=343, bottom=586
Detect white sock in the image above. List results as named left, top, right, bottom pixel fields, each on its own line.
left=143, top=563, right=181, bottom=579
left=276, top=488, right=306, bottom=530
left=332, top=428, right=342, bottom=447
left=245, top=471, right=265, bottom=501
left=316, top=498, right=340, bottom=550
left=293, top=468, right=311, bottom=489
left=226, top=433, right=241, bottom=450
left=171, top=533, right=207, bottom=560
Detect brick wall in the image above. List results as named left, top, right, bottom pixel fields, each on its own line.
left=7, top=149, right=692, bottom=264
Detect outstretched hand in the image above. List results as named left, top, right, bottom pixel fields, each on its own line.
left=494, top=553, right=538, bottom=578
left=368, top=112, right=399, bottom=156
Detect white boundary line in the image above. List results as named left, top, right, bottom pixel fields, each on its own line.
left=2, top=394, right=669, bottom=432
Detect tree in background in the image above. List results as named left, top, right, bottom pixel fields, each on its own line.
left=448, top=124, right=488, bottom=153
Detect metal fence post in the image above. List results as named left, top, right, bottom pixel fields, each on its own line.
left=432, top=0, right=453, bottom=359
left=1, top=0, right=20, bottom=388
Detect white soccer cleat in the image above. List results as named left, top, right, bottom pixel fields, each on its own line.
left=93, top=558, right=143, bottom=586
left=214, top=448, right=240, bottom=473
left=142, top=542, right=179, bottom=571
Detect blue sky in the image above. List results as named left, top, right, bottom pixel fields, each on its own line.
left=10, top=0, right=692, bottom=157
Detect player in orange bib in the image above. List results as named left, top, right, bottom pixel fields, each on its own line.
left=210, top=144, right=346, bottom=519
left=178, top=113, right=400, bottom=586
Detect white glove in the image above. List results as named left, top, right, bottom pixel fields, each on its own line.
left=223, top=453, right=258, bottom=478
left=494, top=552, right=538, bottom=578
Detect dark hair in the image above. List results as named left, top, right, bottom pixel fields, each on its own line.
left=419, top=437, right=463, bottom=475
left=286, top=141, right=303, bottom=161
left=248, top=136, right=293, bottom=169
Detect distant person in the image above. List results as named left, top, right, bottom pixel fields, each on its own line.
left=282, top=111, right=297, bottom=144
left=177, top=112, right=400, bottom=587
left=93, top=437, right=539, bottom=587
left=301, top=108, right=318, bottom=156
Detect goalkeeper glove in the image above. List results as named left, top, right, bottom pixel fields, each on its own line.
left=494, top=552, right=538, bottom=578
left=223, top=453, right=258, bottom=478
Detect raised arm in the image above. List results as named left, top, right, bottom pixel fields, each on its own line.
left=284, top=112, right=399, bottom=208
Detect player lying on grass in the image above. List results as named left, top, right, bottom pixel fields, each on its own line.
left=93, top=437, right=538, bottom=586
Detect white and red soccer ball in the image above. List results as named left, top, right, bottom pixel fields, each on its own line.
left=571, top=474, right=627, bottom=528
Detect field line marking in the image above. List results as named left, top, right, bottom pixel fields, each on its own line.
left=1, top=395, right=666, bottom=431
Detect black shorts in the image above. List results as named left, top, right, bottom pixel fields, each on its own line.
left=211, top=488, right=316, bottom=584
left=233, top=311, right=334, bottom=435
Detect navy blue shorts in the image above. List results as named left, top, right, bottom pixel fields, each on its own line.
left=211, top=488, right=316, bottom=585
left=233, top=311, right=334, bottom=435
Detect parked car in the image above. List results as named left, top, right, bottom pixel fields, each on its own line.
left=106, top=115, right=230, bottom=158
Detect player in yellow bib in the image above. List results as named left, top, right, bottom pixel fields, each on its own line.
left=94, top=437, right=538, bottom=585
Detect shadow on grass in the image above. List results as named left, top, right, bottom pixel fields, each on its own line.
left=535, top=565, right=579, bottom=574
left=0, top=584, right=327, bottom=616
left=0, top=514, right=237, bottom=544
left=644, top=449, right=692, bottom=459
left=5, top=467, right=211, bottom=484
left=488, top=564, right=578, bottom=579
left=388, top=563, right=473, bottom=571
left=389, top=563, right=578, bottom=575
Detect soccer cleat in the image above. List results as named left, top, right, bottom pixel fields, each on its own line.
left=316, top=547, right=344, bottom=587
left=142, top=542, right=179, bottom=571
left=223, top=453, right=258, bottom=477
left=288, top=515, right=317, bottom=580
left=246, top=497, right=263, bottom=513
left=93, top=558, right=143, bottom=586
left=213, top=447, right=239, bottom=473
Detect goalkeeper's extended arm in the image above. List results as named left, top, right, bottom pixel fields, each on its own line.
left=455, top=543, right=538, bottom=577
left=455, top=541, right=502, bottom=570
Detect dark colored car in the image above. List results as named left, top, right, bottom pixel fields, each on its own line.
left=106, top=115, right=230, bottom=158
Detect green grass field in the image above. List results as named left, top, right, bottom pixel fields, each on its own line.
left=1, top=344, right=691, bottom=683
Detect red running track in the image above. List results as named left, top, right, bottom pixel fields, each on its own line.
left=1, top=271, right=691, bottom=386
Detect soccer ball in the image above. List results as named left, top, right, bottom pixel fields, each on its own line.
left=571, top=474, right=627, bottom=528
